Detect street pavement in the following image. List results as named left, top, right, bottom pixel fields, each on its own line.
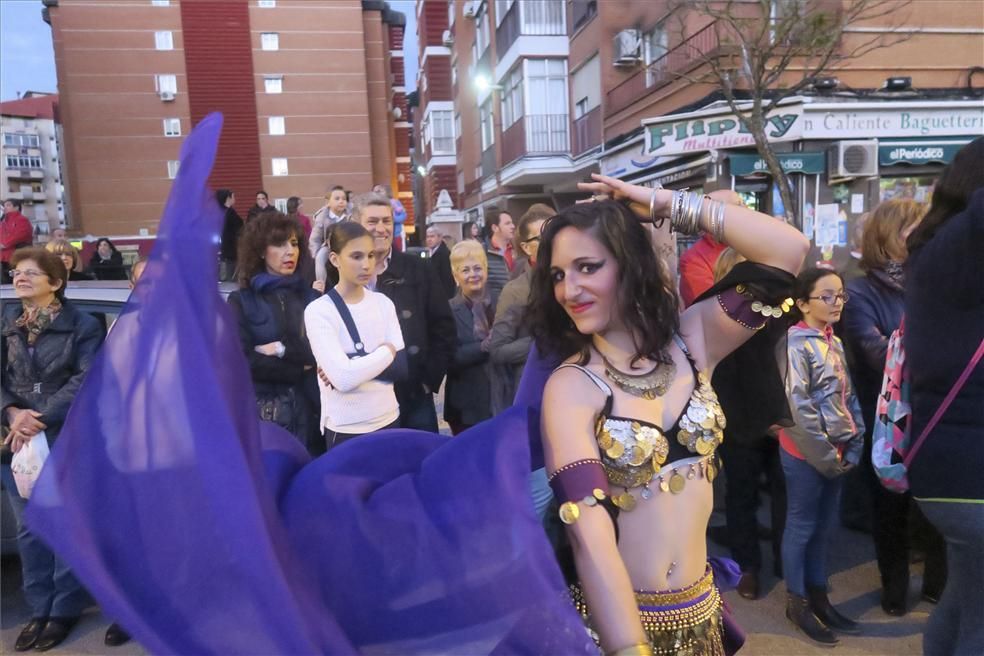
left=2, top=519, right=931, bottom=655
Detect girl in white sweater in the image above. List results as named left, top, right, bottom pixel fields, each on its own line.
left=304, top=222, right=406, bottom=448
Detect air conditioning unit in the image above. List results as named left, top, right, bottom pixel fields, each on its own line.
left=463, top=1, right=478, bottom=19
left=159, top=91, right=176, bottom=102
left=828, top=140, right=878, bottom=178
left=613, top=29, right=642, bottom=66
left=442, top=30, right=454, bottom=47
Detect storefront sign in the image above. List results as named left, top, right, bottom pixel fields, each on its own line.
left=800, top=103, right=984, bottom=140
left=644, top=105, right=803, bottom=157
left=729, top=152, right=825, bottom=176
left=878, top=140, right=968, bottom=166
left=640, top=99, right=982, bottom=161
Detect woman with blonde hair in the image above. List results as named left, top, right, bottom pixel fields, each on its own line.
left=841, top=198, right=946, bottom=616
left=44, top=239, right=92, bottom=281
left=444, top=240, right=496, bottom=435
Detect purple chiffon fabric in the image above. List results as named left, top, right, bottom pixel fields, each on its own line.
left=25, top=115, right=597, bottom=655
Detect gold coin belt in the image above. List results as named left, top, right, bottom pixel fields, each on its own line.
left=570, top=578, right=726, bottom=656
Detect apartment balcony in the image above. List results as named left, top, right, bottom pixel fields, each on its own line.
left=495, top=0, right=567, bottom=79
left=496, top=0, right=566, bottom=54
left=5, top=190, right=47, bottom=201
left=572, top=107, right=602, bottom=158
left=606, top=22, right=719, bottom=118
left=501, top=114, right=571, bottom=167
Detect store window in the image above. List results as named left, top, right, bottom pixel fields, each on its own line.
left=880, top=176, right=935, bottom=203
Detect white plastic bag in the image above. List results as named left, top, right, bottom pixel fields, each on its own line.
left=10, top=431, right=49, bottom=499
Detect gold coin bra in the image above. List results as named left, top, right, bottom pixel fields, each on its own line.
left=595, top=369, right=726, bottom=510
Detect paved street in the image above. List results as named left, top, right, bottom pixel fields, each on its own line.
left=2, top=519, right=930, bottom=655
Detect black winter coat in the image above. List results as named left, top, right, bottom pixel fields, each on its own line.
left=220, top=207, right=243, bottom=262
left=841, top=269, right=904, bottom=436
left=1, top=301, right=104, bottom=447
left=429, top=241, right=456, bottom=300
left=444, top=292, right=497, bottom=426
left=377, top=250, right=456, bottom=404
left=88, top=251, right=127, bottom=280
left=227, top=284, right=318, bottom=395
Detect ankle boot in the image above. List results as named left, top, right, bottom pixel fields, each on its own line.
left=786, top=593, right=838, bottom=645
left=808, top=586, right=861, bottom=635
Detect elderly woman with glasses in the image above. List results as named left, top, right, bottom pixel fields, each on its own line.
left=2, top=247, right=103, bottom=651
left=443, top=240, right=497, bottom=435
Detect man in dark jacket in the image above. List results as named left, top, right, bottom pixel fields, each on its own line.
left=426, top=226, right=455, bottom=299
left=484, top=209, right=515, bottom=298
left=354, top=192, right=455, bottom=432
left=246, top=190, right=272, bottom=223
left=216, top=189, right=242, bottom=281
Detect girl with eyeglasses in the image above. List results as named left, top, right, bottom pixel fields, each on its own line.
left=779, top=267, right=865, bottom=645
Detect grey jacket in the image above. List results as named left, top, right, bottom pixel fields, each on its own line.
left=445, top=293, right=496, bottom=426
left=784, top=323, right=865, bottom=478
left=489, top=268, right=532, bottom=414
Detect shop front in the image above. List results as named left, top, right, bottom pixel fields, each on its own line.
left=603, top=96, right=982, bottom=271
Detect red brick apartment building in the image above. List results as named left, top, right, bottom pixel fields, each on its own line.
left=426, top=0, right=982, bottom=241
left=43, top=0, right=413, bottom=239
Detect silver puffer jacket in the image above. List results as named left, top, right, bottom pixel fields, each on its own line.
left=784, top=323, right=865, bottom=478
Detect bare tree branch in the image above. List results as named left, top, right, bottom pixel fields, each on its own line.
left=660, top=0, right=915, bottom=224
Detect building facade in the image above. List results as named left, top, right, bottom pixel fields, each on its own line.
left=43, top=0, right=412, bottom=239
left=430, top=0, right=982, bottom=261
left=0, top=92, right=69, bottom=237
left=414, top=0, right=458, bottom=228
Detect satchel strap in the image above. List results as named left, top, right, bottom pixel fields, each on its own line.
left=326, top=288, right=367, bottom=356
left=903, top=335, right=984, bottom=467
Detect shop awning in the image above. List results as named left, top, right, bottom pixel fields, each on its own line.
left=878, top=139, right=971, bottom=166
left=729, top=152, right=825, bottom=176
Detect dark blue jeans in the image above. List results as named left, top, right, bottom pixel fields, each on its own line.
left=917, top=500, right=984, bottom=656
left=1, top=464, right=89, bottom=619
left=780, top=449, right=843, bottom=596
left=398, top=393, right=439, bottom=433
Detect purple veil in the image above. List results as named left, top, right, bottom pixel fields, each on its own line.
left=25, top=115, right=596, bottom=655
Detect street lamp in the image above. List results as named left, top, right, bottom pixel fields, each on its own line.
left=473, top=73, right=502, bottom=92
left=417, top=165, right=427, bottom=176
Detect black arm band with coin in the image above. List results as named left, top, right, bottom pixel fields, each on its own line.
left=548, top=459, right=611, bottom=525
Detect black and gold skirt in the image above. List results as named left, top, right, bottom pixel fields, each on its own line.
left=570, top=566, right=726, bottom=656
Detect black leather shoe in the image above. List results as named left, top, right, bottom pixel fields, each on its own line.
left=786, top=593, right=838, bottom=646
left=15, top=618, right=48, bottom=652
left=737, top=571, right=760, bottom=600
left=33, top=616, right=78, bottom=652
left=104, top=622, right=132, bottom=647
left=921, top=590, right=942, bottom=605
left=808, top=586, right=861, bottom=635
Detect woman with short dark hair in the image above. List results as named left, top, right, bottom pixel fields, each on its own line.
left=227, top=212, right=320, bottom=453
left=2, top=247, right=103, bottom=651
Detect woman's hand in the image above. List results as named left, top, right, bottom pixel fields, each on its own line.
left=4, top=407, right=46, bottom=452
left=254, top=341, right=285, bottom=357
left=317, top=367, right=334, bottom=388
left=382, top=342, right=398, bottom=358
left=578, top=173, right=673, bottom=222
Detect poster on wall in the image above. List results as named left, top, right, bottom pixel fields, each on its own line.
left=802, top=201, right=816, bottom=243
left=816, top=203, right=840, bottom=248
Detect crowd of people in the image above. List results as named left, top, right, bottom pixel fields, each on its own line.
left=1, top=133, right=982, bottom=656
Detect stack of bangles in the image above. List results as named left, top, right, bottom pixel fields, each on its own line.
left=648, top=187, right=727, bottom=243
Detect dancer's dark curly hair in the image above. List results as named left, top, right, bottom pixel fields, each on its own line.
left=528, top=200, right=679, bottom=367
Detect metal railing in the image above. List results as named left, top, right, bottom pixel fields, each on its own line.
left=525, top=113, right=570, bottom=153
left=606, top=22, right=719, bottom=116
left=572, top=107, right=601, bottom=157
